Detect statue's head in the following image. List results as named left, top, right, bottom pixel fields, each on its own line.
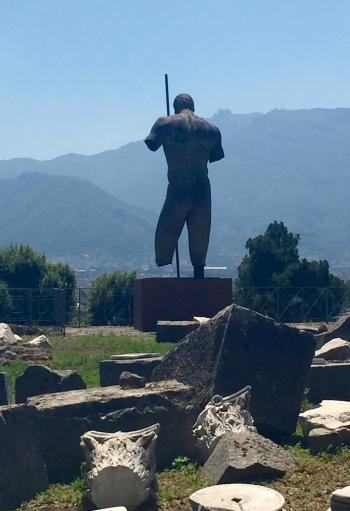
left=173, top=93, right=195, bottom=114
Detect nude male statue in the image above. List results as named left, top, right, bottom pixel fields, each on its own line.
left=145, top=93, right=224, bottom=278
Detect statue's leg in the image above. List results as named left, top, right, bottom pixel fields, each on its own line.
left=186, top=178, right=211, bottom=277
left=155, top=185, right=189, bottom=266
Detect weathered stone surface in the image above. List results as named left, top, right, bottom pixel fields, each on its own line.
left=119, top=371, right=146, bottom=389
left=111, top=353, right=160, bottom=360
left=153, top=304, right=315, bottom=436
left=307, top=362, right=350, bottom=403
left=299, top=400, right=350, bottom=443
left=316, top=338, right=350, bottom=361
left=316, top=315, right=350, bottom=347
left=0, top=404, right=49, bottom=511
left=202, top=432, right=295, bottom=484
left=308, top=428, right=340, bottom=454
left=156, top=320, right=199, bottom=343
left=189, top=483, right=285, bottom=511
left=27, top=380, right=197, bottom=480
left=16, top=364, right=86, bottom=403
left=0, top=372, right=11, bottom=405
left=81, top=424, right=159, bottom=510
left=193, top=387, right=256, bottom=462
left=24, top=335, right=52, bottom=350
left=100, top=356, right=162, bottom=387
left=0, top=324, right=52, bottom=364
left=331, top=486, right=350, bottom=511
left=0, top=323, right=17, bottom=345
left=91, top=508, right=127, bottom=511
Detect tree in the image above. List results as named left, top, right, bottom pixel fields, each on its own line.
left=89, top=271, right=136, bottom=326
left=0, top=244, right=76, bottom=324
left=235, top=222, right=346, bottom=321
left=40, top=262, right=77, bottom=321
left=0, top=244, right=47, bottom=288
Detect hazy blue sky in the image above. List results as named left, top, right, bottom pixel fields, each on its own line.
left=1, top=0, right=350, bottom=160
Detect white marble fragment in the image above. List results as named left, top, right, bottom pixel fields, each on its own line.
left=81, top=424, right=159, bottom=510
left=189, top=483, right=285, bottom=511
left=193, top=386, right=256, bottom=461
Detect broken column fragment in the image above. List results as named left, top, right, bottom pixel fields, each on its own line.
left=81, top=424, right=159, bottom=510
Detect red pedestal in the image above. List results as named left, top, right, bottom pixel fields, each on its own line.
left=133, top=278, right=232, bottom=332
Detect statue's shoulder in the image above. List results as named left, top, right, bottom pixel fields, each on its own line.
left=195, top=115, right=221, bottom=137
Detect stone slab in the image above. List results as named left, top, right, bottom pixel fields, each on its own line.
left=110, top=353, right=160, bottom=360
left=307, top=362, right=350, bottom=403
left=201, top=432, right=295, bottom=484
left=153, top=304, right=315, bottom=437
left=316, top=315, right=350, bottom=347
left=100, top=357, right=162, bottom=387
left=133, top=277, right=232, bottom=331
left=189, top=483, right=285, bottom=511
left=25, top=380, right=197, bottom=481
left=299, top=400, right=350, bottom=440
left=156, top=320, right=199, bottom=343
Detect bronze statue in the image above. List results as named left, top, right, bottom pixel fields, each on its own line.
left=145, top=93, right=224, bottom=278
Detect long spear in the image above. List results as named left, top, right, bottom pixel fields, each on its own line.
left=165, top=74, right=180, bottom=278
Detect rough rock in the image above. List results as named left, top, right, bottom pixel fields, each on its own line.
left=91, top=508, right=127, bottom=511
left=193, top=386, right=256, bottom=462
left=316, top=338, right=350, bottom=361
left=25, top=335, right=52, bottom=350
left=331, top=486, right=350, bottom=511
left=308, top=428, right=340, bottom=454
left=202, top=432, right=295, bottom=484
left=16, top=364, right=86, bottom=403
left=299, top=400, right=350, bottom=443
left=189, top=483, right=285, bottom=511
left=316, top=314, right=350, bottom=347
left=156, top=320, right=199, bottom=343
left=0, top=372, right=11, bottom=405
left=0, top=324, right=52, bottom=364
left=100, top=355, right=162, bottom=387
left=0, top=323, right=17, bottom=345
left=153, top=304, right=315, bottom=436
left=119, top=371, right=146, bottom=389
left=26, top=380, right=197, bottom=480
left=307, top=362, right=350, bottom=402
left=0, top=404, right=49, bottom=511
left=81, top=424, right=159, bottom=510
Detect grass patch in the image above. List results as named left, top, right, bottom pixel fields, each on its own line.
left=0, top=333, right=173, bottom=399
left=17, top=479, right=85, bottom=511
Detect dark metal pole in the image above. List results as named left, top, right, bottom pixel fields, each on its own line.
left=165, top=74, right=180, bottom=278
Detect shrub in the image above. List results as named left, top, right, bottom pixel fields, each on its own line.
left=89, top=270, right=136, bottom=326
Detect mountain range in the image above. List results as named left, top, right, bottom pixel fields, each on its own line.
left=1, top=107, right=350, bottom=270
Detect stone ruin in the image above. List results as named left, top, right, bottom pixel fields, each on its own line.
left=0, top=323, right=52, bottom=364
left=81, top=424, right=159, bottom=510
left=0, top=304, right=322, bottom=510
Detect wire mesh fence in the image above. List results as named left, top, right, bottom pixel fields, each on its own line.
left=1, top=285, right=349, bottom=333
left=233, top=286, right=349, bottom=323
left=0, top=288, right=66, bottom=333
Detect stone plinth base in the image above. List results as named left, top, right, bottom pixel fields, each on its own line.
left=133, top=278, right=232, bottom=332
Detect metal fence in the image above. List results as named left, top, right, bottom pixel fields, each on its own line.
left=0, top=288, right=66, bottom=333
left=234, top=286, right=349, bottom=323
left=1, top=285, right=348, bottom=332
left=72, top=286, right=134, bottom=328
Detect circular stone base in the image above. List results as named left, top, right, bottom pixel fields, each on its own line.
left=189, top=484, right=285, bottom=511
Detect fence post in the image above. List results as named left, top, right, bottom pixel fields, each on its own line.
left=78, top=288, right=81, bottom=328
